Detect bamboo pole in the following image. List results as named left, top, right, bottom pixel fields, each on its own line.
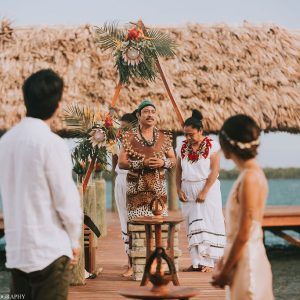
left=95, top=178, right=107, bottom=236
left=70, top=186, right=85, bottom=285
left=168, top=132, right=179, bottom=211
left=111, top=168, right=117, bottom=212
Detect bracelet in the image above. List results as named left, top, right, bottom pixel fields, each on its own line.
left=129, top=159, right=144, bottom=170
left=162, top=157, right=174, bottom=169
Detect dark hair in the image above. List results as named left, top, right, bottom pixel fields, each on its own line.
left=219, top=114, right=260, bottom=160
left=184, top=109, right=203, bottom=130
left=22, top=69, right=64, bottom=120
left=120, top=111, right=138, bottom=123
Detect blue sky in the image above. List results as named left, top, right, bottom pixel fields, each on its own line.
left=2, top=0, right=300, bottom=169
left=2, top=0, right=300, bottom=29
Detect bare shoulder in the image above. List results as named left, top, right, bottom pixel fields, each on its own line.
left=240, top=168, right=268, bottom=207
left=243, top=168, right=267, bottom=187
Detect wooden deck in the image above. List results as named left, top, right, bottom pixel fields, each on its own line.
left=262, top=206, right=300, bottom=247
left=69, top=211, right=225, bottom=300
left=68, top=206, right=300, bottom=299
left=262, top=205, right=300, bottom=227
left=0, top=206, right=299, bottom=299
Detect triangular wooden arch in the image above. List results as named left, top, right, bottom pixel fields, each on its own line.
left=83, top=20, right=184, bottom=192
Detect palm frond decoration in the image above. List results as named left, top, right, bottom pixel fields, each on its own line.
left=64, top=104, right=95, bottom=138
left=146, top=29, right=177, bottom=57
left=64, top=104, right=119, bottom=178
left=94, top=20, right=177, bottom=84
left=94, top=21, right=126, bottom=52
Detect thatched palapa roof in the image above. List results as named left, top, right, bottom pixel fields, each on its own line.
left=0, top=20, right=300, bottom=134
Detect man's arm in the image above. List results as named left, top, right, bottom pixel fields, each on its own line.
left=165, top=147, right=176, bottom=168
left=118, top=146, right=131, bottom=170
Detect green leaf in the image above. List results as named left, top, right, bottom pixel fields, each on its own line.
left=146, top=29, right=177, bottom=57
left=63, top=104, right=95, bottom=138
left=94, top=22, right=126, bottom=51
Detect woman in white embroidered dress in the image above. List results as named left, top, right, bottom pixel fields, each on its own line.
left=113, top=112, right=137, bottom=277
left=176, top=110, right=225, bottom=272
left=211, top=114, right=274, bottom=300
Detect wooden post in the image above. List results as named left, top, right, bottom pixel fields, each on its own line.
left=70, top=186, right=85, bottom=285
left=111, top=169, right=117, bottom=212
left=168, top=132, right=178, bottom=211
left=156, top=60, right=184, bottom=127
left=111, top=81, right=122, bottom=108
left=167, top=168, right=178, bottom=211
left=95, top=178, right=107, bottom=236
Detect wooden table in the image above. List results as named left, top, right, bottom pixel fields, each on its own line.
left=130, top=216, right=185, bottom=286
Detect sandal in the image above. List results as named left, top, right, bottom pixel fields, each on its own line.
left=85, top=270, right=97, bottom=279
left=182, top=265, right=203, bottom=272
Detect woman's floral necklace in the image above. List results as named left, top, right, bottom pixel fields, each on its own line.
left=181, top=137, right=212, bottom=162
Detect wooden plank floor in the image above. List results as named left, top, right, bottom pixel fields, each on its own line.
left=262, top=205, right=300, bottom=227
left=69, top=211, right=225, bottom=300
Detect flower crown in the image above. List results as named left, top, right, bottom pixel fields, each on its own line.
left=220, top=130, right=260, bottom=150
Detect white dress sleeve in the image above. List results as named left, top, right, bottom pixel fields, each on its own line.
left=210, top=140, right=220, bottom=155
left=176, top=141, right=183, bottom=159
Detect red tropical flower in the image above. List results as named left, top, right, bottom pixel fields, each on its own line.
left=128, top=28, right=139, bottom=40
left=104, top=115, right=113, bottom=128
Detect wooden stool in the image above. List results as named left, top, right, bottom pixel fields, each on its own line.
left=130, top=216, right=185, bottom=286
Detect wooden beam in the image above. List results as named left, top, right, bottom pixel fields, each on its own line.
left=156, top=60, right=184, bottom=127
left=263, top=217, right=300, bottom=227
left=111, top=81, right=122, bottom=108
left=269, top=229, right=300, bottom=248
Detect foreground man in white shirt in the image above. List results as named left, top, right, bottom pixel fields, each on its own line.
left=0, top=69, right=83, bottom=300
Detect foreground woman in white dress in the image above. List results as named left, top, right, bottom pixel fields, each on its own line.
left=212, top=114, right=274, bottom=300
left=176, top=109, right=226, bottom=272
left=113, top=112, right=137, bottom=277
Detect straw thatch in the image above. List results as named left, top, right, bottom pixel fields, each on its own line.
left=1, top=19, right=300, bottom=134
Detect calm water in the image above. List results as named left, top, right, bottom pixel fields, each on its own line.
left=105, top=178, right=300, bottom=248
left=0, top=179, right=299, bottom=298
left=105, top=178, right=300, bottom=208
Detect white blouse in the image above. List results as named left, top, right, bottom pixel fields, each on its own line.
left=177, top=138, right=220, bottom=181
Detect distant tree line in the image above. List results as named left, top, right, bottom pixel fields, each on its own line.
left=220, top=168, right=300, bottom=179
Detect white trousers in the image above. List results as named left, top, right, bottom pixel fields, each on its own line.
left=115, top=173, right=129, bottom=254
